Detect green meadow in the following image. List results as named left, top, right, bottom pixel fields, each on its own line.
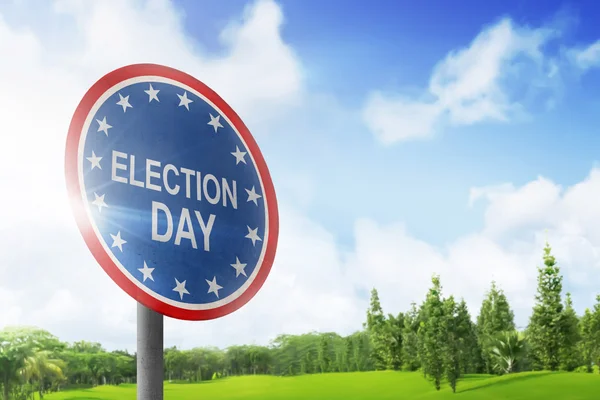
left=45, top=371, right=600, bottom=400
left=4, top=244, right=599, bottom=400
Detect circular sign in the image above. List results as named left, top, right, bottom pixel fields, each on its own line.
left=65, top=64, right=279, bottom=320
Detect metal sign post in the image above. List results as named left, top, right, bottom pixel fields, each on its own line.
left=137, top=303, right=164, bottom=399
left=65, top=64, right=279, bottom=399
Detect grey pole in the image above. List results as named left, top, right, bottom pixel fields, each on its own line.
left=137, top=302, right=164, bottom=400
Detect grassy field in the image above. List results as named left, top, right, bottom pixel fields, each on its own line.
left=44, top=371, right=600, bottom=400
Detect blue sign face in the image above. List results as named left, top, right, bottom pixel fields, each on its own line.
left=66, top=65, right=279, bottom=320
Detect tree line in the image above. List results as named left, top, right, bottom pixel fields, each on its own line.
left=362, top=242, right=600, bottom=392
left=1, top=242, right=600, bottom=399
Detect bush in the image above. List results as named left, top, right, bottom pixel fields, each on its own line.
left=574, top=365, right=599, bottom=373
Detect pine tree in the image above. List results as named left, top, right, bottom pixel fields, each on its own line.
left=477, top=281, right=515, bottom=373
left=442, top=296, right=461, bottom=393
left=593, top=296, right=600, bottom=371
left=365, top=288, right=389, bottom=370
left=526, top=242, right=564, bottom=371
left=419, top=275, right=446, bottom=390
left=580, top=296, right=600, bottom=373
left=579, top=308, right=595, bottom=373
left=559, top=293, right=581, bottom=371
left=344, top=337, right=354, bottom=372
left=352, top=332, right=369, bottom=371
left=455, top=299, right=482, bottom=373
left=385, top=313, right=404, bottom=370
left=401, top=303, right=421, bottom=371
left=317, top=335, right=330, bottom=373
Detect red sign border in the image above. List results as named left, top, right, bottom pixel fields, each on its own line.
left=65, top=64, right=279, bottom=321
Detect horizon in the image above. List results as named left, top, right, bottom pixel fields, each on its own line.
left=2, top=0, right=600, bottom=355
left=0, top=246, right=582, bottom=352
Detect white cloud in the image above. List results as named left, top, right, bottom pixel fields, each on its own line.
left=343, top=219, right=539, bottom=329
left=0, top=0, right=304, bottom=228
left=470, top=177, right=563, bottom=238
left=53, top=0, right=303, bottom=120
left=569, top=40, right=600, bottom=70
left=2, top=0, right=600, bottom=354
left=362, top=94, right=442, bottom=145
left=0, top=0, right=308, bottom=350
left=362, top=18, right=565, bottom=144
left=344, top=169, right=600, bottom=329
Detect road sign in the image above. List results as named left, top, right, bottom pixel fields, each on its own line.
left=65, top=64, right=279, bottom=320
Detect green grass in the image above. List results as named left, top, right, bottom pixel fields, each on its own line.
left=44, top=371, right=600, bottom=400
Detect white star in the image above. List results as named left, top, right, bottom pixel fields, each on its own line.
left=138, top=261, right=155, bottom=282
left=110, top=231, right=127, bottom=252
left=245, top=226, right=262, bottom=246
left=144, top=84, right=160, bottom=102
left=177, top=92, right=193, bottom=110
left=91, top=193, right=108, bottom=213
left=245, top=186, right=262, bottom=206
left=96, top=117, right=112, bottom=136
left=116, top=93, right=133, bottom=112
left=230, top=257, right=247, bottom=278
left=86, top=151, right=102, bottom=170
left=231, top=146, right=247, bottom=165
left=173, top=278, right=190, bottom=300
left=207, top=113, right=223, bottom=133
left=206, top=277, right=223, bottom=298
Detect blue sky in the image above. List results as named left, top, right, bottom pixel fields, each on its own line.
left=2, top=0, right=600, bottom=349
left=2, top=0, right=598, bottom=246
left=173, top=0, right=600, bottom=247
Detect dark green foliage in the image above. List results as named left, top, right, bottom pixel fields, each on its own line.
left=401, top=303, right=421, bottom=371
left=527, top=242, right=566, bottom=371
left=592, top=296, right=600, bottom=372
left=455, top=299, right=482, bottom=373
left=385, top=313, right=404, bottom=370
left=559, top=293, right=582, bottom=371
left=477, top=281, right=516, bottom=374
left=418, top=275, right=446, bottom=391
left=343, top=337, right=353, bottom=372
left=352, top=331, right=372, bottom=372
left=318, top=335, right=331, bottom=373
left=365, top=289, right=389, bottom=370
left=579, top=296, right=600, bottom=373
left=442, top=296, right=461, bottom=393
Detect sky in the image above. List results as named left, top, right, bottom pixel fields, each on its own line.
left=1, top=0, right=600, bottom=351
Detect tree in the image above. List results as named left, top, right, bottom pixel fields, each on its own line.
left=365, top=288, right=389, bottom=370
left=0, top=327, right=61, bottom=400
left=401, top=303, right=421, bottom=371
left=317, top=335, right=331, bottom=373
left=352, top=332, right=369, bottom=372
left=0, top=328, right=34, bottom=400
left=593, top=296, right=600, bottom=372
left=579, top=296, right=600, bottom=373
left=559, top=293, right=581, bottom=371
left=526, top=242, right=565, bottom=371
left=579, top=308, right=596, bottom=373
left=385, top=313, right=404, bottom=370
left=477, top=281, right=515, bottom=373
left=442, top=296, right=461, bottom=393
left=455, top=299, right=481, bottom=374
left=489, top=331, right=525, bottom=374
left=418, top=275, right=446, bottom=390
left=19, top=350, right=65, bottom=398
left=343, top=337, right=353, bottom=372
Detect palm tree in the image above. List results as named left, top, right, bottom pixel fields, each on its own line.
left=490, top=330, right=526, bottom=374
left=1, top=328, right=36, bottom=400
left=18, top=350, right=65, bottom=399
